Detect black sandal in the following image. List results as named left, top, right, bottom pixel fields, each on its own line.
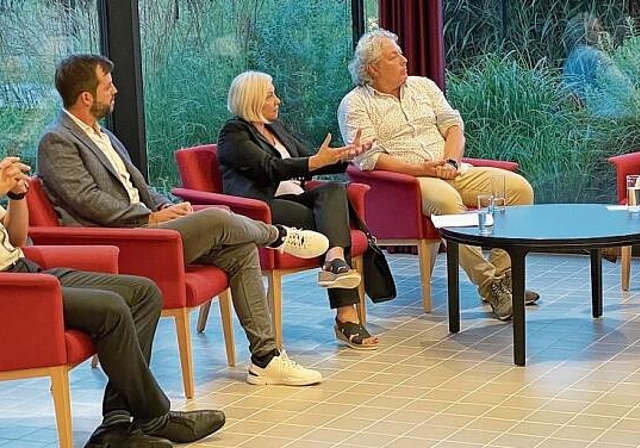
left=318, top=259, right=361, bottom=289
left=334, top=318, right=378, bottom=350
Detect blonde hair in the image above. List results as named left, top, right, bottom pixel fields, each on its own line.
left=349, top=29, right=399, bottom=86
left=227, top=71, right=273, bottom=123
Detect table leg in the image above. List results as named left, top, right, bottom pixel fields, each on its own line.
left=447, top=240, right=460, bottom=333
left=509, top=248, right=528, bottom=366
left=590, top=249, right=603, bottom=318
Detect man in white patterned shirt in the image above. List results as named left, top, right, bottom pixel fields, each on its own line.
left=338, top=29, right=536, bottom=321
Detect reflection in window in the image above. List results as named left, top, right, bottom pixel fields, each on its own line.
left=443, top=1, right=640, bottom=203
left=0, top=1, right=99, bottom=164
left=139, top=0, right=353, bottom=190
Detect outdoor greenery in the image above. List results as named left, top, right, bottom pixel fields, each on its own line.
left=444, top=0, right=640, bottom=203
left=139, top=0, right=353, bottom=191
left=0, top=1, right=99, bottom=167
left=1, top=1, right=640, bottom=204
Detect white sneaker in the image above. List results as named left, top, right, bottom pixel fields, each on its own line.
left=270, top=226, right=329, bottom=259
left=246, top=350, right=323, bottom=386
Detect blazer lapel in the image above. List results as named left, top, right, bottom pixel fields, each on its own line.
left=59, top=113, right=121, bottom=181
left=268, top=122, right=300, bottom=157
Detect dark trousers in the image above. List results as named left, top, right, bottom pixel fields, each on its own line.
left=271, top=182, right=358, bottom=309
left=9, top=258, right=170, bottom=420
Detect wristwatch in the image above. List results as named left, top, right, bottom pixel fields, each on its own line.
left=6, top=191, right=26, bottom=200
left=445, top=158, right=459, bottom=170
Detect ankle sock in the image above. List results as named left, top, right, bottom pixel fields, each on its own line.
left=267, top=225, right=287, bottom=248
left=101, top=410, right=131, bottom=428
left=251, top=348, right=280, bottom=368
left=136, top=413, right=169, bottom=433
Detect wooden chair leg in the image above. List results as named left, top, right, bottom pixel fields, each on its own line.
left=417, top=239, right=440, bottom=313
left=353, top=255, right=367, bottom=325
left=217, top=290, right=236, bottom=366
left=173, top=309, right=195, bottom=399
left=196, top=301, right=212, bottom=333
left=50, top=366, right=73, bottom=448
left=622, top=245, right=632, bottom=291
left=267, top=270, right=283, bottom=349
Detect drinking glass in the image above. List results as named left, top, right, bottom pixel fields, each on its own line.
left=491, top=174, right=506, bottom=212
left=477, top=193, right=494, bottom=235
left=627, top=175, right=640, bottom=213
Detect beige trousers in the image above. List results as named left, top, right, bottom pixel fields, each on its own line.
left=418, top=166, right=534, bottom=297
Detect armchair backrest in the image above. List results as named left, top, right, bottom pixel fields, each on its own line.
left=27, top=176, right=60, bottom=226
left=175, top=144, right=223, bottom=193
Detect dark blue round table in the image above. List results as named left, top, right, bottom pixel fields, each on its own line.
left=438, top=204, right=640, bottom=366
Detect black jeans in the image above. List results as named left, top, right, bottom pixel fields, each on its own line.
left=8, top=258, right=170, bottom=419
left=271, top=182, right=358, bottom=309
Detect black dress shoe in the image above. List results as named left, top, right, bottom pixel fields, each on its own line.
left=84, top=422, right=173, bottom=448
left=146, top=410, right=225, bottom=443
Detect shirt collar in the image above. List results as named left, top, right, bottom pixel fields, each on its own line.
left=363, top=82, right=406, bottom=99
left=63, top=109, right=103, bottom=136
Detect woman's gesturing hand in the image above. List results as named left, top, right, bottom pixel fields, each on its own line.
left=308, top=130, right=374, bottom=171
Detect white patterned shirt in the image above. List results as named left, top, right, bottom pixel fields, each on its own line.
left=338, top=76, right=465, bottom=171
left=0, top=206, right=24, bottom=271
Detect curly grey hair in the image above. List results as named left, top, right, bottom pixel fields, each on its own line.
left=348, top=29, right=399, bottom=86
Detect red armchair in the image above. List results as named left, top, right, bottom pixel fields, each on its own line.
left=607, top=152, right=639, bottom=290
left=346, top=158, right=519, bottom=312
left=26, top=177, right=234, bottom=399
left=172, top=144, right=369, bottom=347
left=0, top=245, right=118, bottom=448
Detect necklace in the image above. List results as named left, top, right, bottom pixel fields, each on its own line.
left=256, top=124, right=275, bottom=145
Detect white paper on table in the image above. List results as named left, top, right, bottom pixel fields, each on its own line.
left=431, top=212, right=494, bottom=228
left=606, top=205, right=628, bottom=211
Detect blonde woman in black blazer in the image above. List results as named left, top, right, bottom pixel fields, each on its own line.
left=218, top=71, right=378, bottom=350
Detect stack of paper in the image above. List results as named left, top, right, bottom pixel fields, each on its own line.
left=431, top=212, right=493, bottom=229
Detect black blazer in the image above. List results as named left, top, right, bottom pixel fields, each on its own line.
left=217, top=118, right=347, bottom=203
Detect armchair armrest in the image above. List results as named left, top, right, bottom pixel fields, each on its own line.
left=346, top=165, right=424, bottom=236
left=0, top=273, right=67, bottom=370
left=23, top=245, right=119, bottom=273
left=172, top=187, right=272, bottom=222
left=608, top=151, right=640, bottom=204
left=192, top=204, right=230, bottom=212
left=27, top=227, right=188, bottom=309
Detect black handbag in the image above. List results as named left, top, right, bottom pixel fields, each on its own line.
left=349, top=204, right=397, bottom=303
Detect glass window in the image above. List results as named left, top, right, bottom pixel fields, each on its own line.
left=443, top=1, right=640, bottom=203
left=139, top=0, right=354, bottom=190
left=0, top=0, right=100, bottom=165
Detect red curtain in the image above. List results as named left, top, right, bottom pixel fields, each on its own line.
left=379, top=0, right=445, bottom=91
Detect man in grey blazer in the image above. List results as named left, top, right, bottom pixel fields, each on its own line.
left=37, top=55, right=326, bottom=408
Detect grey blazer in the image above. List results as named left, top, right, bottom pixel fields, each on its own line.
left=37, top=112, right=171, bottom=227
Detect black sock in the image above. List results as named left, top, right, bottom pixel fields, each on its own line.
left=100, top=410, right=131, bottom=429
left=137, top=413, right=169, bottom=433
left=251, top=348, right=280, bottom=368
left=267, top=225, right=287, bottom=248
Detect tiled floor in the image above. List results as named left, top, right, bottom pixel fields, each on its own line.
left=3, top=252, right=640, bottom=447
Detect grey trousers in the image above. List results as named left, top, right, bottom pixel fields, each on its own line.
left=155, top=208, right=279, bottom=356
left=10, top=259, right=170, bottom=420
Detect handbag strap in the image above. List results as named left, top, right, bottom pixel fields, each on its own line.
left=348, top=201, right=376, bottom=243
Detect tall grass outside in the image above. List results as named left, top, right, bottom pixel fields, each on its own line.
left=444, top=0, right=640, bottom=203
left=1, top=1, right=639, bottom=204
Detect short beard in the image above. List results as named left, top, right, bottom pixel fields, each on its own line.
left=90, top=101, right=113, bottom=120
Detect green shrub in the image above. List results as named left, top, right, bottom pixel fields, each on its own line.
left=448, top=52, right=640, bottom=204
left=140, top=0, right=353, bottom=190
